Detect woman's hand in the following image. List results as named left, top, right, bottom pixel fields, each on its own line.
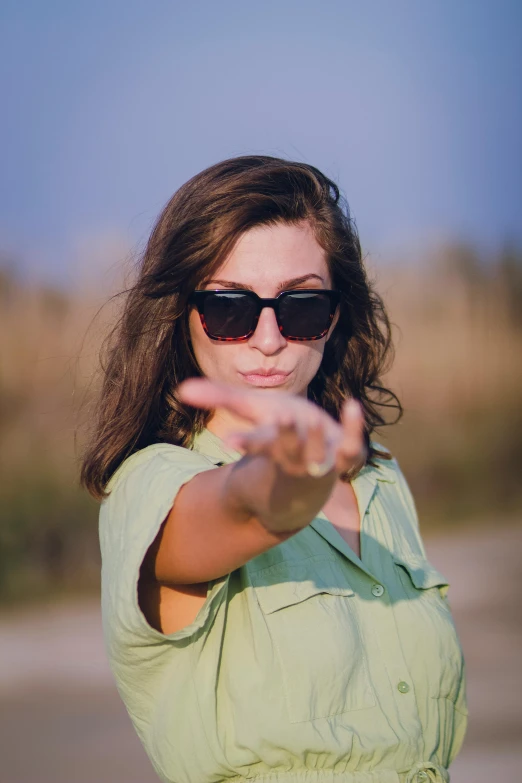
left=177, top=378, right=367, bottom=479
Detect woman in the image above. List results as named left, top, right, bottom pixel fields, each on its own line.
left=81, top=155, right=468, bottom=783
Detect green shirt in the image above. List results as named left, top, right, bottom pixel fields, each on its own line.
left=99, top=429, right=468, bottom=783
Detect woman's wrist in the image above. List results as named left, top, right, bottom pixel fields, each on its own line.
left=223, top=452, right=336, bottom=534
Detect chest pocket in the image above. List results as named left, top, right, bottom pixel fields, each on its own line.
left=393, top=553, right=466, bottom=705
left=250, top=555, right=376, bottom=723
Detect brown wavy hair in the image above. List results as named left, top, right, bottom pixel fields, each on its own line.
left=80, top=155, right=402, bottom=500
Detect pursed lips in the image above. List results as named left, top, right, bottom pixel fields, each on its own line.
left=240, top=368, right=291, bottom=376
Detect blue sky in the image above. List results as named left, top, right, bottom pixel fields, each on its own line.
left=1, top=0, right=521, bottom=288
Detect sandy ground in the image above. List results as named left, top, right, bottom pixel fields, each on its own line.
left=0, top=524, right=521, bottom=783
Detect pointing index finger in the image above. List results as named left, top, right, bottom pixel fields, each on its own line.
left=176, top=377, right=279, bottom=424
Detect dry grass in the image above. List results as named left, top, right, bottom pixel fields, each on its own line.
left=372, top=244, right=522, bottom=524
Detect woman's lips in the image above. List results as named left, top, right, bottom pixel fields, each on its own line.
left=239, top=371, right=291, bottom=387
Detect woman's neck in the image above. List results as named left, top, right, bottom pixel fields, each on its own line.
left=206, top=407, right=255, bottom=441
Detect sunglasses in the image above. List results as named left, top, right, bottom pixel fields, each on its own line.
left=188, top=288, right=341, bottom=341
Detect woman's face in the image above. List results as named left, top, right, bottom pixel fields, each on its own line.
left=188, top=220, right=338, bottom=432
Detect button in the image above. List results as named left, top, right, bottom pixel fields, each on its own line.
left=397, top=680, right=410, bottom=693
left=417, top=772, right=429, bottom=782
left=371, top=584, right=385, bottom=597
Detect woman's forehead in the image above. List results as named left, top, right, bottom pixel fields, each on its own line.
left=209, top=221, right=330, bottom=289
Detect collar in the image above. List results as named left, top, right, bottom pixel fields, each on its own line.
left=191, top=427, right=243, bottom=464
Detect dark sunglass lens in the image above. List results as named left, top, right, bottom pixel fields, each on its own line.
left=203, top=292, right=257, bottom=338
left=279, top=292, right=333, bottom=338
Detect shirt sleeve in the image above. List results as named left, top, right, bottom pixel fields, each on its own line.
left=99, top=444, right=231, bottom=652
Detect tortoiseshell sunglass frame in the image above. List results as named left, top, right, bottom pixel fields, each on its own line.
left=187, top=288, right=341, bottom=342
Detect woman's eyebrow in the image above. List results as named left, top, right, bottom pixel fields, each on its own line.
left=205, top=274, right=325, bottom=291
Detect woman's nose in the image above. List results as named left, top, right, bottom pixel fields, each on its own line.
left=248, top=306, right=287, bottom=352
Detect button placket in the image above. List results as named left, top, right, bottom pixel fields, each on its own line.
left=353, top=485, right=425, bottom=751
left=357, top=578, right=422, bottom=748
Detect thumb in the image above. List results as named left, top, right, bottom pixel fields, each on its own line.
left=339, top=398, right=366, bottom=459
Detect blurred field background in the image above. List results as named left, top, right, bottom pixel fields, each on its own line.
left=1, top=1, right=521, bottom=781
left=1, top=241, right=521, bottom=783
left=1, top=242, right=521, bottom=602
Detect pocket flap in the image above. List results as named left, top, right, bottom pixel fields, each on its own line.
left=393, top=553, right=450, bottom=591
left=250, top=557, right=355, bottom=615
